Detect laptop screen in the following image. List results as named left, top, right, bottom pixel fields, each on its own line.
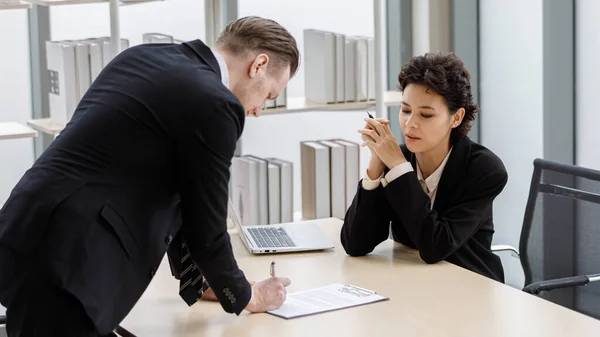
left=228, top=197, right=252, bottom=248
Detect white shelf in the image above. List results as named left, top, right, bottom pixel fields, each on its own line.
left=26, top=0, right=160, bottom=6
left=120, top=0, right=162, bottom=5
left=0, top=122, right=38, bottom=140
left=0, top=1, right=32, bottom=10
left=26, top=92, right=403, bottom=137
left=261, top=91, right=403, bottom=116
left=27, top=118, right=64, bottom=136
left=27, top=0, right=103, bottom=5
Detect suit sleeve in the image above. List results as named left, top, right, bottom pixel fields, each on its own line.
left=383, top=168, right=508, bottom=264
left=175, top=97, right=251, bottom=315
left=340, top=179, right=394, bottom=256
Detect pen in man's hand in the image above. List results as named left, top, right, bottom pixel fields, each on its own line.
left=270, top=261, right=276, bottom=277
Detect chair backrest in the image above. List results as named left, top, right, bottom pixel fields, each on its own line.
left=520, top=158, right=600, bottom=318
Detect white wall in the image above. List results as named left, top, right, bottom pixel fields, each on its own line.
left=479, top=0, right=543, bottom=287
left=238, top=0, right=374, bottom=213
left=0, top=9, right=34, bottom=206
left=576, top=0, right=600, bottom=169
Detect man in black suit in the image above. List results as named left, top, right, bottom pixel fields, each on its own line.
left=0, top=16, right=299, bottom=336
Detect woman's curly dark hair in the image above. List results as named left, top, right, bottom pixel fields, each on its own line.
left=397, top=52, right=479, bottom=143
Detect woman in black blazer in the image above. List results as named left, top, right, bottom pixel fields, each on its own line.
left=342, top=52, right=508, bottom=282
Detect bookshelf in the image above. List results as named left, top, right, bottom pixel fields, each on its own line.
left=0, top=1, right=32, bottom=9
left=3, top=0, right=390, bottom=226
left=20, top=0, right=391, bottom=133
left=0, top=122, right=38, bottom=140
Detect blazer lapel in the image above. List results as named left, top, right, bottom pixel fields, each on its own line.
left=182, top=39, right=222, bottom=80
left=433, top=137, right=472, bottom=211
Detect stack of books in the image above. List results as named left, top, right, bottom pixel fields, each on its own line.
left=300, top=139, right=360, bottom=220
left=303, top=29, right=375, bottom=105
left=231, top=156, right=294, bottom=226
left=45, top=32, right=181, bottom=126
left=46, top=36, right=130, bottom=125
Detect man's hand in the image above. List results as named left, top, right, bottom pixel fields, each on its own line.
left=200, top=287, right=218, bottom=301
left=244, top=277, right=291, bottom=312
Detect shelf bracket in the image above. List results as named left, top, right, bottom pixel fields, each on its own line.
left=374, top=0, right=388, bottom=119
left=109, top=0, right=121, bottom=58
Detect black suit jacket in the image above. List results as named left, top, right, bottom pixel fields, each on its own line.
left=0, top=39, right=251, bottom=334
left=340, top=136, right=508, bottom=282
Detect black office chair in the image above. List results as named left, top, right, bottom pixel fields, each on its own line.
left=495, top=158, right=600, bottom=318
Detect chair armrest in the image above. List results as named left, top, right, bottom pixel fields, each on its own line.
left=491, top=244, right=520, bottom=257
left=522, top=273, right=600, bottom=295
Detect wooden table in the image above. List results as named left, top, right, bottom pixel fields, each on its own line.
left=122, top=218, right=600, bottom=337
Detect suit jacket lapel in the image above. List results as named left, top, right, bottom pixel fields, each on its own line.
left=182, top=39, right=222, bottom=81
left=433, top=137, right=472, bottom=211
left=400, top=145, right=417, bottom=170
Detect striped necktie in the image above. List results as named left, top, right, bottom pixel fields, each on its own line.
left=178, top=241, right=210, bottom=306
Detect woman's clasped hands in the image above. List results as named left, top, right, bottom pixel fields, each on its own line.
left=358, top=117, right=407, bottom=171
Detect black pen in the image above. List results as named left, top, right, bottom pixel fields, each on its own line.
left=366, top=111, right=374, bottom=119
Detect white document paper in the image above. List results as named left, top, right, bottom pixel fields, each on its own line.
left=267, top=283, right=388, bottom=319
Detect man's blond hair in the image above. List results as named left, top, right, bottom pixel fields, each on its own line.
left=215, top=16, right=300, bottom=77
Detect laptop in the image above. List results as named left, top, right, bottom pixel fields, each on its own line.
left=228, top=198, right=334, bottom=254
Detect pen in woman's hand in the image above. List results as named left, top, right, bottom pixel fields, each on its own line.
left=270, top=261, right=276, bottom=277
left=365, top=111, right=390, bottom=126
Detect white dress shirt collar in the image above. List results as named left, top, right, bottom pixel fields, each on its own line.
left=210, top=49, right=229, bottom=89
left=416, top=147, right=453, bottom=195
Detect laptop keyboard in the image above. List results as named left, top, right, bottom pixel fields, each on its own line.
left=247, top=227, right=296, bottom=248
